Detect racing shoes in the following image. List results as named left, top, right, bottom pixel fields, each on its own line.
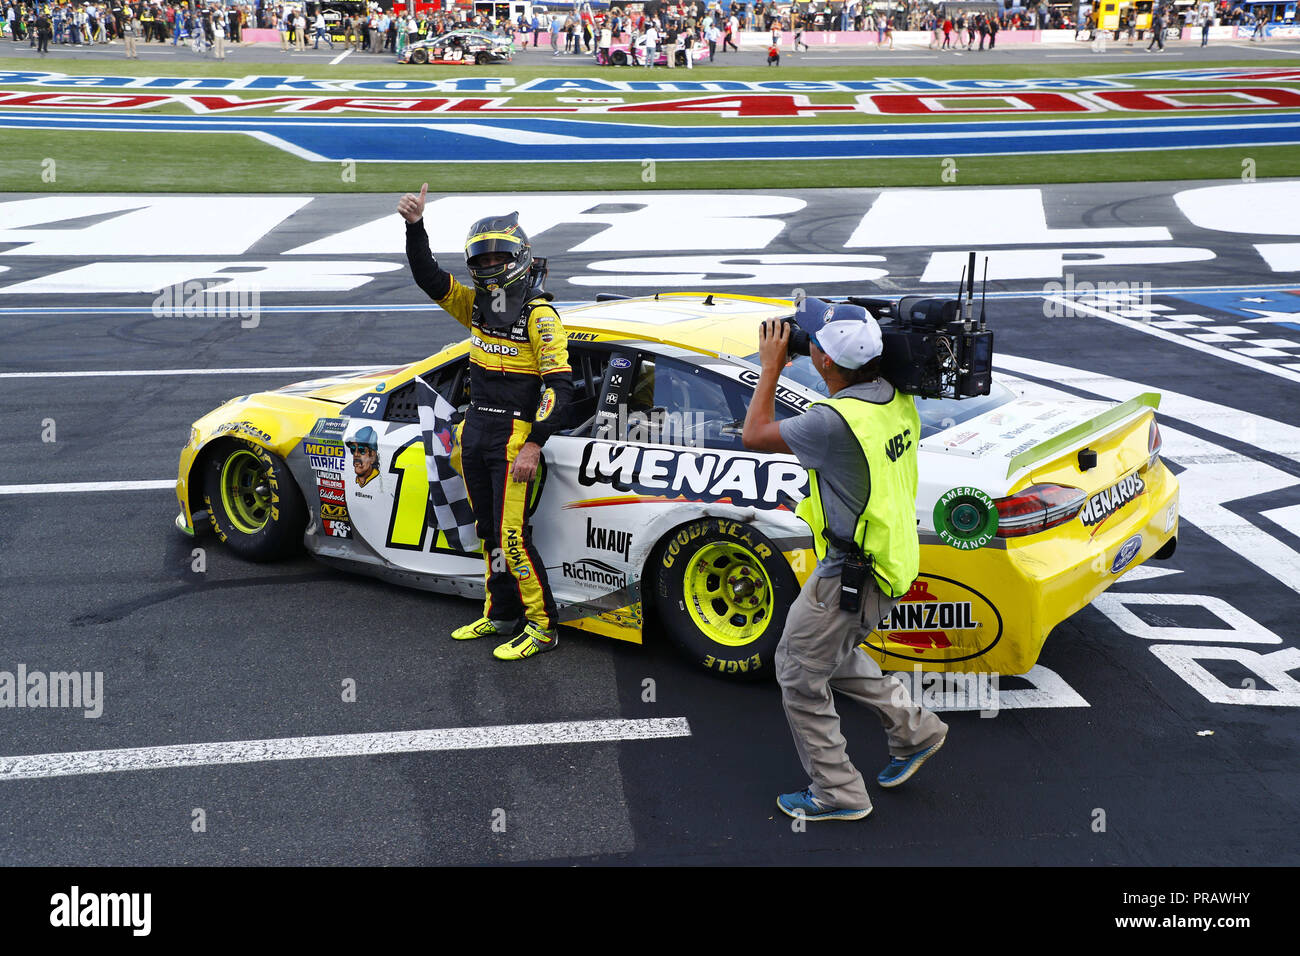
left=451, top=617, right=517, bottom=642
left=776, top=788, right=872, bottom=822
left=493, top=622, right=559, bottom=661
left=877, top=734, right=946, bottom=789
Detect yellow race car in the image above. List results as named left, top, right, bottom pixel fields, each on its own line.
left=175, top=292, right=1178, bottom=679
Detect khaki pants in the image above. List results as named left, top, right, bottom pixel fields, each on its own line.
left=280, top=28, right=288, bottom=50
left=124, top=34, right=137, bottom=57
left=775, top=571, right=948, bottom=810
left=213, top=34, right=224, bottom=57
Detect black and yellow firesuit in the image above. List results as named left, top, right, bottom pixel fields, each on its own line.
left=405, top=217, right=573, bottom=637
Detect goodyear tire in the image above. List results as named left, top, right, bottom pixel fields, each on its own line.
left=611, top=49, right=627, bottom=65
left=674, top=49, right=687, bottom=65
left=411, top=47, right=428, bottom=63
left=652, top=518, right=798, bottom=681
left=476, top=52, right=489, bottom=64
left=203, top=439, right=307, bottom=562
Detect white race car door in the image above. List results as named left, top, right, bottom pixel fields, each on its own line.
left=337, top=359, right=484, bottom=581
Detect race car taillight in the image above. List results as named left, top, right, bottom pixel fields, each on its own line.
left=1147, top=418, right=1163, bottom=470
left=994, top=484, right=1086, bottom=538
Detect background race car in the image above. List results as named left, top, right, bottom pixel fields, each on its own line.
left=400, top=30, right=514, bottom=64
left=176, top=293, right=1177, bottom=681
left=597, top=40, right=711, bottom=66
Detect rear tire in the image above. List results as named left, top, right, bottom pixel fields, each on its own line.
left=611, top=49, right=627, bottom=65
left=675, top=49, right=687, bottom=65
left=476, top=52, right=489, bottom=64
left=652, top=518, right=798, bottom=681
left=203, top=439, right=307, bottom=562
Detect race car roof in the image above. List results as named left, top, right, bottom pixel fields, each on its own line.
left=562, top=292, right=796, bottom=358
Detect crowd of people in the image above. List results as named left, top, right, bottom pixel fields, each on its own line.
left=4, top=0, right=1290, bottom=55
left=5, top=1, right=253, bottom=50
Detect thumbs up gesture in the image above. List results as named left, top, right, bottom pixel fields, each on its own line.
left=398, top=182, right=429, bottom=224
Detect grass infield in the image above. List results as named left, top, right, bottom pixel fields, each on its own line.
left=2, top=56, right=1298, bottom=191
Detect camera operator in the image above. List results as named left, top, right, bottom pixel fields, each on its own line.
left=742, top=299, right=948, bottom=822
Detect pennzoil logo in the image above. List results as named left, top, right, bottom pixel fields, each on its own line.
left=871, top=576, right=1001, bottom=659
left=1080, top=472, right=1145, bottom=528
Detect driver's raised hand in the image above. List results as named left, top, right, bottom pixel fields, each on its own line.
left=398, top=183, right=428, bottom=224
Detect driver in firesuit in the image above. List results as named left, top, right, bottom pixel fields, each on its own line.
left=399, top=184, right=573, bottom=661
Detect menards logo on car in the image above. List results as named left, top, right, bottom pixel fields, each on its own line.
left=578, top=442, right=807, bottom=508
left=1081, top=472, right=1146, bottom=527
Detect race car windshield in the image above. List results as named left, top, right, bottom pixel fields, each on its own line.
left=749, top=353, right=1016, bottom=438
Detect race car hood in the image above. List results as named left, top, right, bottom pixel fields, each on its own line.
left=270, top=365, right=414, bottom=404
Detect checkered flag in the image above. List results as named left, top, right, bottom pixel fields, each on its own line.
left=416, top=376, right=480, bottom=553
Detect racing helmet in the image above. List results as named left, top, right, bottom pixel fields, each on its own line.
left=464, top=211, right=534, bottom=328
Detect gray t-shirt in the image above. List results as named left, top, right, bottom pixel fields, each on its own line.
left=778, top=379, right=895, bottom=577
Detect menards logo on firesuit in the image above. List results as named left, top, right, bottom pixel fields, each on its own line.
left=1080, top=472, right=1145, bottom=526
left=578, top=442, right=807, bottom=508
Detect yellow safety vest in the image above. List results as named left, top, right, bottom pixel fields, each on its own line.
left=794, top=388, right=920, bottom=597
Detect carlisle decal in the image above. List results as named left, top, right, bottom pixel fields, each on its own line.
left=1080, top=471, right=1146, bottom=530
left=868, top=576, right=1002, bottom=661
left=737, top=368, right=810, bottom=410
left=577, top=442, right=807, bottom=508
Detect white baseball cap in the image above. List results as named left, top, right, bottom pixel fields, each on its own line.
left=815, top=315, right=883, bottom=370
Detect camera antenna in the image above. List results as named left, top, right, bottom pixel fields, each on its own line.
left=979, top=256, right=989, bottom=331
left=963, top=251, right=976, bottom=328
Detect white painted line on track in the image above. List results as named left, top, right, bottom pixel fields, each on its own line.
left=1043, top=294, right=1300, bottom=385
left=0, top=365, right=383, bottom=379
left=330, top=48, right=352, bottom=65
left=0, top=479, right=174, bottom=495
left=0, top=717, right=694, bottom=781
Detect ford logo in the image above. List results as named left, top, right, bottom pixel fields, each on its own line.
left=1111, top=535, right=1143, bottom=574
left=610, top=357, right=632, bottom=369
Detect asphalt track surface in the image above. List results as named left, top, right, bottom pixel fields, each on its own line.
left=1, top=183, right=1299, bottom=865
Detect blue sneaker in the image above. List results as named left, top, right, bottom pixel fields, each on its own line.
left=776, top=788, right=871, bottom=822
left=877, top=735, right=946, bottom=789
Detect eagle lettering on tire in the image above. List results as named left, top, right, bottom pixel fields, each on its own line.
left=652, top=518, right=797, bottom=680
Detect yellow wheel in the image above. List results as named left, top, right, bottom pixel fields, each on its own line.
left=652, top=518, right=798, bottom=681
left=203, top=439, right=307, bottom=561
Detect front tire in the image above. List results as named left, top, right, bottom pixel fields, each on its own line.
left=203, top=439, right=307, bottom=561
left=652, top=519, right=798, bottom=681
left=410, top=47, right=428, bottom=63
left=611, top=49, right=627, bottom=65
